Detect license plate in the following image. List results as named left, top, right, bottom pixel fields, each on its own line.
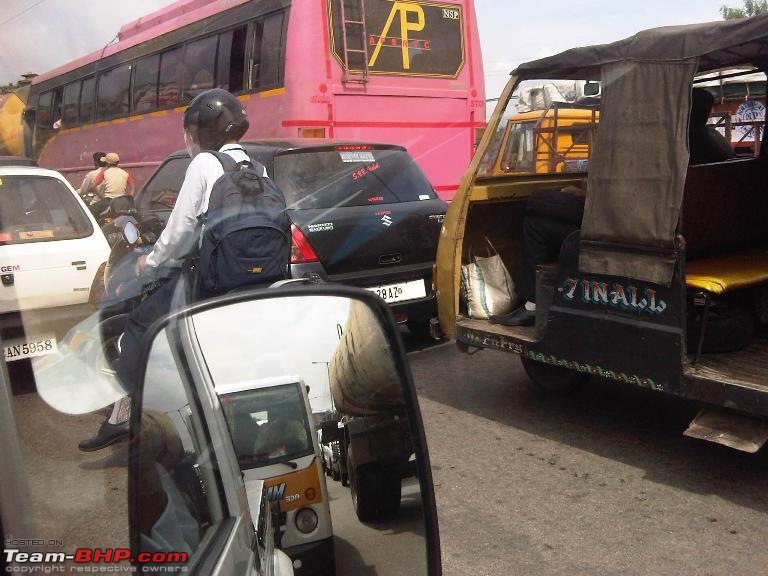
left=3, top=335, right=58, bottom=362
left=367, top=280, right=427, bottom=303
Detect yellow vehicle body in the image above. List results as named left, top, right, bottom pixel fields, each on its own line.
left=0, top=87, right=28, bottom=157
left=488, top=106, right=598, bottom=176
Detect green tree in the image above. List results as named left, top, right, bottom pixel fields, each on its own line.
left=720, top=0, right=768, bottom=19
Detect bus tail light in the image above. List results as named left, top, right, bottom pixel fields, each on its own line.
left=291, top=225, right=319, bottom=264
left=299, top=128, right=326, bottom=138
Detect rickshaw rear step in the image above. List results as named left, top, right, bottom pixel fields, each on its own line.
left=684, top=407, right=768, bottom=453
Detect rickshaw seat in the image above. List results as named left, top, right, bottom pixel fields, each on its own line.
left=685, top=248, right=768, bottom=295
left=682, top=158, right=768, bottom=295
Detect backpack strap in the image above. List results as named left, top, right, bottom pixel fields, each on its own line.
left=207, top=150, right=242, bottom=172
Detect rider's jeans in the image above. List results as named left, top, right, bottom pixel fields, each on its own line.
left=116, top=271, right=182, bottom=394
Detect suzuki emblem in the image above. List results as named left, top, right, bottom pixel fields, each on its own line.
left=381, top=215, right=393, bottom=227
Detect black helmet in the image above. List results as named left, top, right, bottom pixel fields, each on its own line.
left=183, top=89, right=249, bottom=151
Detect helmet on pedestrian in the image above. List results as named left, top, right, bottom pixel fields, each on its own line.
left=183, top=89, right=249, bottom=157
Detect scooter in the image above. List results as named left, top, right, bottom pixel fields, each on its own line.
left=98, top=215, right=168, bottom=370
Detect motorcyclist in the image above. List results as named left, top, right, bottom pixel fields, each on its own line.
left=77, top=151, right=106, bottom=203
left=79, top=88, right=266, bottom=451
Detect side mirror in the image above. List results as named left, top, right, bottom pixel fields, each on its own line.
left=131, top=286, right=440, bottom=575
left=583, top=81, right=601, bottom=97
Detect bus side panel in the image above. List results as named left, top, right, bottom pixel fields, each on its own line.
left=36, top=111, right=186, bottom=188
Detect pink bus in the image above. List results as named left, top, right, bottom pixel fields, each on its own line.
left=21, top=0, right=485, bottom=200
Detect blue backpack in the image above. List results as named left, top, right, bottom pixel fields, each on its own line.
left=198, top=151, right=291, bottom=296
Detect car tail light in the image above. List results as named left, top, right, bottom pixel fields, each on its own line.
left=291, top=225, right=319, bottom=264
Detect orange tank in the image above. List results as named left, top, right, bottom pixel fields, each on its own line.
left=0, top=87, right=27, bottom=157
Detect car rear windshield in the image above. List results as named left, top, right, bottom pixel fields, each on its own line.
left=0, top=175, right=93, bottom=244
left=141, top=156, right=191, bottom=210
left=220, top=383, right=314, bottom=470
left=274, top=147, right=437, bottom=209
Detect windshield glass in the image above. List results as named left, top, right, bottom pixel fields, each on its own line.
left=478, top=79, right=600, bottom=177
left=0, top=175, right=92, bottom=243
left=221, top=383, right=314, bottom=469
left=274, top=147, right=437, bottom=209
left=140, top=156, right=191, bottom=211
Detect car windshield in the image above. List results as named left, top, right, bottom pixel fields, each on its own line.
left=140, top=156, right=191, bottom=211
left=274, top=147, right=437, bottom=209
left=221, top=383, right=314, bottom=469
left=0, top=175, right=92, bottom=243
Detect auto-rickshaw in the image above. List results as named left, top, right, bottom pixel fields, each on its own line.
left=436, top=15, right=768, bottom=452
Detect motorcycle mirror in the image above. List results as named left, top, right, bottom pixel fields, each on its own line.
left=122, top=221, right=140, bottom=245
left=130, top=286, right=439, bottom=575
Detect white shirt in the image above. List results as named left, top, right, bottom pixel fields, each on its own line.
left=146, top=144, right=268, bottom=270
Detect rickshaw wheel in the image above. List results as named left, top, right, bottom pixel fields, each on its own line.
left=520, top=356, right=587, bottom=394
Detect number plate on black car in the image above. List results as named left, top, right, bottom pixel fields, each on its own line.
left=366, top=280, right=426, bottom=303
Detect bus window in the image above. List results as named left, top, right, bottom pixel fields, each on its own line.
left=79, top=76, right=95, bottom=124
left=133, top=54, right=160, bottom=112
left=217, top=26, right=247, bottom=93
left=182, top=36, right=217, bottom=103
left=61, top=81, right=80, bottom=127
left=36, top=91, right=53, bottom=129
left=158, top=47, right=183, bottom=108
left=254, top=11, right=284, bottom=89
left=96, top=64, right=131, bottom=120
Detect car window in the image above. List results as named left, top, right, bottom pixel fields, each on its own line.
left=141, top=157, right=191, bottom=210
left=273, top=148, right=437, bottom=209
left=0, top=175, right=93, bottom=243
left=220, top=384, right=314, bottom=470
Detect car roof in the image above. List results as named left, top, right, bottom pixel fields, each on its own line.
left=0, top=156, right=37, bottom=167
left=0, top=165, right=70, bottom=181
left=163, top=139, right=406, bottom=160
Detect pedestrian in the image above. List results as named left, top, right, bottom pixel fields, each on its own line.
left=79, top=88, right=262, bottom=451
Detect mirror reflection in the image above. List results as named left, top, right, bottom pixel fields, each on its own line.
left=139, top=295, right=426, bottom=576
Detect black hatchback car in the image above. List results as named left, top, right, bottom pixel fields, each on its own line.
left=136, top=140, right=447, bottom=335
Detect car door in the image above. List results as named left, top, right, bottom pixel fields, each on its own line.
left=0, top=172, right=109, bottom=313
left=132, top=315, right=279, bottom=575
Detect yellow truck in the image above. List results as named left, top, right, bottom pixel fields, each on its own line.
left=484, top=102, right=598, bottom=175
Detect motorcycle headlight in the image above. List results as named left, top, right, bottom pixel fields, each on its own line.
left=294, top=507, right=318, bottom=534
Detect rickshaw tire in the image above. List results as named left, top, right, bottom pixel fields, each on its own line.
left=520, top=356, right=587, bottom=394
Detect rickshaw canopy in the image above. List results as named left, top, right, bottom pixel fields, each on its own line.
left=512, top=15, right=768, bottom=284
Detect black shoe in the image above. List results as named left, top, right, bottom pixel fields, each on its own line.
left=490, top=306, right=535, bottom=326
left=78, top=421, right=129, bottom=452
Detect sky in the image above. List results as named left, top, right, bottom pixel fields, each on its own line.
left=0, top=0, right=736, bottom=101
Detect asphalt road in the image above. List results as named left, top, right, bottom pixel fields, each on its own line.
left=8, top=324, right=768, bottom=576
left=407, top=338, right=768, bottom=576
left=327, top=476, right=426, bottom=575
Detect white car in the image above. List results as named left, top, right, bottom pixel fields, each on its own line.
left=0, top=163, right=110, bottom=362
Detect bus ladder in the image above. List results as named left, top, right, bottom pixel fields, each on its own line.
left=339, top=0, right=369, bottom=83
